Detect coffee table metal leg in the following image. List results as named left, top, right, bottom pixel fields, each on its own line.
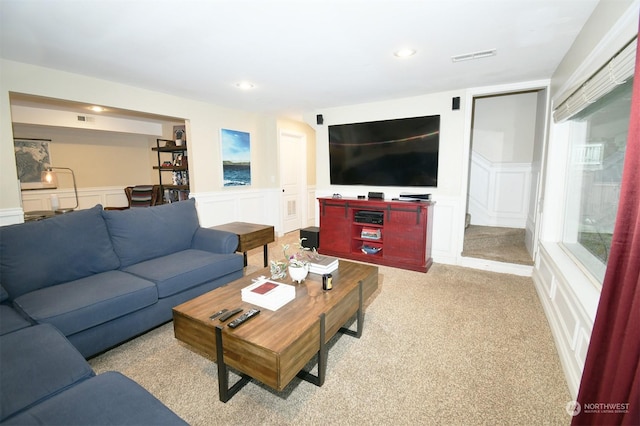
left=215, top=325, right=251, bottom=403
left=297, top=313, right=327, bottom=386
left=339, top=280, right=364, bottom=338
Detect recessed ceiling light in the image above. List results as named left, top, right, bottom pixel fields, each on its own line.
left=394, top=48, right=416, bottom=58
left=451, top=49, right=497, bottom=62
left=235, top=81, right=255, bottom=90
left=89, top=106, right=105, bottom=112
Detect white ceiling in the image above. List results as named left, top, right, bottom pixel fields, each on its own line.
left=1, top=0, right=599, bottom=119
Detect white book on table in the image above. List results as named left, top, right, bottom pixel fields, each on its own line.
left=241, top=279, right=295, bottom=311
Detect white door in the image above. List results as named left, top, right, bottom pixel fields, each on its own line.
left=279, top=131, right=307, bottom=234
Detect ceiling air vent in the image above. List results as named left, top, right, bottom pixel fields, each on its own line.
left=77, top=115, right=95, bottom=123
left=452, top=49, right=497, bottom=63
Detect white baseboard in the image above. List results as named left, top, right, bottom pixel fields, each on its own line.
left=0, top=208, right=25, bottom=226
left=457, top=256, right=533, bottom=276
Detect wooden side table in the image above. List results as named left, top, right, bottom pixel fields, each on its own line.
left=210, top=222, right=275, bottom=267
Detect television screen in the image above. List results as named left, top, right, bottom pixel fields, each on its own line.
left=328, top=115, right=440, bottom=187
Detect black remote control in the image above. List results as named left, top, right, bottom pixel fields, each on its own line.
left=209, top=309, right=228, bottom=320
left=228, top=309, right=260, bottom=328
left=219, top=308, right=243, bottom=322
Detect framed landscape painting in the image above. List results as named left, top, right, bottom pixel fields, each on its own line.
left=14, top=138, right=56, bottom=189
left=221, top=128, right=251, bottom=187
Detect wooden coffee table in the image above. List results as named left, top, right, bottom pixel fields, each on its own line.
left=172, top=260, right=378, bottom=402
left=209, top=222, right=275, bottom=267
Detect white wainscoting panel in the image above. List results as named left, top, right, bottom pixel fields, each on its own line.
left=307, top=187, right=317, bottom=227
left=17, top=186, right=286, bottom=236
left=532, top=243, right=600, bottom=398
left=2, top=187, right=127, bottom=226
left=202, top=196, right=242, bottom=225
left=431, top=198, right=459, bottom=264
left=494, top=170, right=529, bottom=213
left=468, top=152, right=532, bottom=228
left=237, top=194, right=271, bottom=223
left=469, top=157, right=491, bottom=207
left=21, top=187, right=128, bottom=212
left=191, top=188, right=281, bottom=233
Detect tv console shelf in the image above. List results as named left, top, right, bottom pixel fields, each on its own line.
left=318, top=197, right=434, bottom=273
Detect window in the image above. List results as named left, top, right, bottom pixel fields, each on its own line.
left=561, top=78, right=633, bottom=283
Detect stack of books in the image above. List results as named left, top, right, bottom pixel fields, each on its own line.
left=361, top=227, right=381, bottom=240
left=308, top=254, right=339, bottom=274
left=241, top=279, right=295, bottom=311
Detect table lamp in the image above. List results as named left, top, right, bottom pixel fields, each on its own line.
left=42, top=167, right=78, bottom=213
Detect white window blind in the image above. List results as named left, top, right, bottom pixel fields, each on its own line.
left=553, top=36, right=637, bottom=123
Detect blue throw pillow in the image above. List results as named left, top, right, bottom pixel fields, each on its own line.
left=102, top=199, right=200, bottom=268
left=0, top=205, right=120, bottom=300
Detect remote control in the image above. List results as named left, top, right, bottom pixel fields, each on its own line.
left=209, top=309, right=228, bottom=320
left=218, top=308, right=243, bottom=322
left=228, top=309, right=260, bottom=328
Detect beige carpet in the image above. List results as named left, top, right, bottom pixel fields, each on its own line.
left=89, top=233, right=571, bottom=425
left=462, top=225, right=534, bottom=266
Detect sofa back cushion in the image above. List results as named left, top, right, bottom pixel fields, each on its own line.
left=102, top=198, right=200, bottom=268
left=0, top=205, right=120, bottom=300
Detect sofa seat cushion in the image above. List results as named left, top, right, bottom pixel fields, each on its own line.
left=12, top=271, right=158, bottom=337
left=0, top=205, right=120, bottom=300
left=102, top=199, right=200, bottom=268
left=0, top=305, right=31, bottom=336
left=122, top=249, right=244, bottom=298
left=0, top=324, right=95, bottom=422
left=2, top=371, right=187, bottom=425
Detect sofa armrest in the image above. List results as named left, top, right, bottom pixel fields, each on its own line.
left=191, top=228, right=239, bottom=254
left=1, top=324, right=95, bottom=422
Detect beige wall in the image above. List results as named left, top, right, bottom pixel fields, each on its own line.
left=472, top=92, right=537, bottom=163
left=13, top=124, right=157, bottom=188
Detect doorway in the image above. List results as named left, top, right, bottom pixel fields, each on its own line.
left=463, top=88, right=548, bottom=266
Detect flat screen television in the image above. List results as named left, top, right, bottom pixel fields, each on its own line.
left=328, top=115, right=440, bottom=187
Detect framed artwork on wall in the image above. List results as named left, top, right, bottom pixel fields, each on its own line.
left=14, top=138, right=57, bottom=190
left=220, top=128, right=251, bottom=187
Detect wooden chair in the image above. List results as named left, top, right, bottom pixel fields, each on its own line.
left=104, top=185, right=163, bottom=210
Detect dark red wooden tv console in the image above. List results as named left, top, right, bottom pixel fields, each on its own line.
left=317, top=197, right=434, bottom=273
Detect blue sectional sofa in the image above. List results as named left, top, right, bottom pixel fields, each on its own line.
left=0, top=199, right=244, bottom=357
left=0, top=323, right=187, bottom=425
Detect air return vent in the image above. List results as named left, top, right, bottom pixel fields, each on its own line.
left=77, top=115, right=95, bottom=123
left=451, top=49, right=497, bottom=62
